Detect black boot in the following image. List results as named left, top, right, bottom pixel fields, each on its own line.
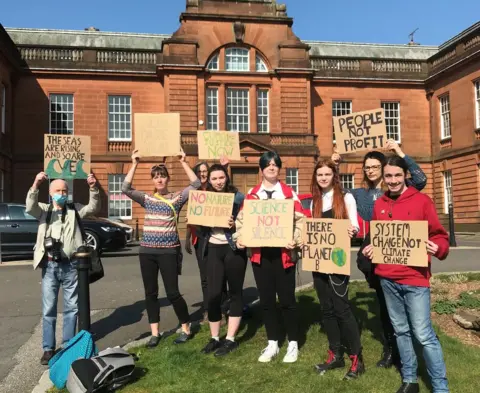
left=314, top=349, right=345, bottom=375
left=396, top=382, right=419, bottom=393
left=343, top=352, right=365, bottom=380
left=377, top=345, right=394, bottom=368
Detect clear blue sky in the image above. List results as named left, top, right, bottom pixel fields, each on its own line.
left=1, top=0, right=479, bottom=46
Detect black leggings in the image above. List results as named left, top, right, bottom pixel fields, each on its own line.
left=313, top=272, right=362, bottom=355
left=207, top=244, right=247, bottom=322
left=195, top=242, right=209, bottom=312
left=139, top=252, right=190, bottom=325
left=252, top=249, right=298, bottom=342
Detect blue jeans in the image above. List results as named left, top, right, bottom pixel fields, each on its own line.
left=41, top=260, right=78, bottom=351
left=380, top=279, right=449, bottom=393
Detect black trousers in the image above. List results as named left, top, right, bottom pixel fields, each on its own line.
left=139, top=252, right=190, bottom=325
left=206, top=244, right=247, bottom=322
left=252, top=249, right=298, bottom=342
left=194, top=242, right=209, bottom=312
left=313, top=272, right=361, bottom=355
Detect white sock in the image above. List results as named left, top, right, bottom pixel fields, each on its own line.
left=212, top=336, right=220, bottom=341
left=226, top=336, right=235, bottom=342
left=268, top=340, right=278, bottom=347
left=289, top=341, right=298, bottom=347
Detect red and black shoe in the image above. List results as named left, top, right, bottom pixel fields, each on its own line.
left=314, top=349, right=345, bottom=375
left=343, top=353, right=366, bottom=380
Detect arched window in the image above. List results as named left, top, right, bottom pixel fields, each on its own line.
left=207, top=54, right=219, bottom=71
left=225, top=48, right=249, bottom=72
left=255, top=55, right=268, bottom=72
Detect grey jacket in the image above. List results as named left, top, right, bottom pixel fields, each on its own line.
left=26, top=187, right=101, bottom=269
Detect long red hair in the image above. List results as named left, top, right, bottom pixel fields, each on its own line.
left=310, top=159, right=348, bottom=219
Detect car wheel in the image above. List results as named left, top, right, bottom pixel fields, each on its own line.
left=85, top=230, right=100, bottom=251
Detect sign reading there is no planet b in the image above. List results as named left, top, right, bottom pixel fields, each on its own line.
left=44, top=134, right=91, bottom=179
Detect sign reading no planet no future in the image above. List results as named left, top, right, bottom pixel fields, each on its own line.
left=198, top=131, right=241, bottom=161
left=242, top=199, right=294, bottom=248
left=371, top=220, right=429, bottom=267
left=333, top=108, right=388, bottom=155
left=187, top=191, right=235, bottom=228
left=301, top=218, right=351, bottom=275
left=44, top=134, right=91, bottom=179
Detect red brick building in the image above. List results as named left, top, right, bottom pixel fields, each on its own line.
left=1, top=0, right=479, bottom=233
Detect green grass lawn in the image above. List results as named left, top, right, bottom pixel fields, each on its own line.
left=114, top=281, right=480, bottom=393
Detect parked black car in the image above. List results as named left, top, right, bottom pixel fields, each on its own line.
left=0, top=203, right=128, bottom=258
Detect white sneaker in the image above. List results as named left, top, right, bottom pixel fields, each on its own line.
left=283, top=341, right=298, bottom=363
left=258, top=341, right=279, bottom=363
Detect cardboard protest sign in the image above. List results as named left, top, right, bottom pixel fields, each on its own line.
left=241, top=199, right=294, bottom=247
left=371, top=220, right=429, bottom=267
left=198, top=131, right=241, bottom=160
left=44, top=134, right=91, bottom=179
left=134, top=113, right=181, bottom=157
left=301, top=218, right=351, bottom=275
left=333, top=108, right=387, bottom=154
left=187, top=191, right=235, bottom=228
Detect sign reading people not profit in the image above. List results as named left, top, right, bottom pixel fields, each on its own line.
left=333, top=108, right=387, bottom=155
left=187, top=191, right=235, bottom=228
left=44, top=134, right=91, bottom=179
left=134, top=113, right=181, bottom=157
left=301, top=218, right=351, bottom=275
left=242, top=199, right=294, bottom=247
left=371, top=220, right=429, bottom=267
left=198, top=131, right=241, bottom=161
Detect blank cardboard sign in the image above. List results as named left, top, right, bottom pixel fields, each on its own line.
left=134, top=113, right=181, bottom=157
left=371, top=220, right=429, bottom=267
left=187, top=190, right=235, bottom=228
left=333, top=108, right=387, bottom=155
left=301, top=218, right=351, bottom=275
left=197, top=131, right=241, bottom=161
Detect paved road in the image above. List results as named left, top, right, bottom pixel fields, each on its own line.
left=0, top=240, right=479, bottom=393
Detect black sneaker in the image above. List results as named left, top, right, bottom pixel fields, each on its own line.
left=314, top=350, right=345, bottom=375
left=214, top=339, right=239, bottom=357
left=174, top=331, right=192, bottom=344
left=396, top=383, right=419, bottom=393
left=146, top=335, right=161, bottom=349
left=40, top=350, right=54, bottom=365
left=201, top=338, right=221, bottom=354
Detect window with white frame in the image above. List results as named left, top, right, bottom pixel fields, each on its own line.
left=207, top=54, right=219, bottom=71
left=108, top=174, right=132, bottom=218
left=257, top=89, right=269, bottom=133
left=108, top=95, right=131, bottom=141
left=340, top=174, right=354, bottom=190
left=227, top=89, right=249, bottom=132
left=332, top=101, right=352, bottom=141
left=286, top=168, right=299, bottom=193
left=1, top=84, right=5, bottom=134
left=206, top=88, right=219, bottom=130
left=49, top=94, right=74, bottom=134
left=382, top=102, right=401, bottom=142
left=440, top=95, right=451, bottom=139
left=475, top=80, right=480, bottom=129
left=443, top=170, right=453, bottom=213
left=256, top=55, right=268, bottom=72
left=225, top=48, right=249, bottom=72
left=0, top=170, right=4, bottom=202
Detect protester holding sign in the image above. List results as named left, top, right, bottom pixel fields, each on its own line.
left=362, top=156, right=449, bottom=393
left=122, top=150, right=201, bottom=348
left=308, top=159, right=364, bottom=379
left=333, top=139, right=427, bottom=369
left=194, top=164, right=247, bottom=356
left=234, top=152, right=304, bottom=363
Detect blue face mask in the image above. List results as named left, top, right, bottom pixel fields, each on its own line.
left=52, top=193, right=68, bottom=206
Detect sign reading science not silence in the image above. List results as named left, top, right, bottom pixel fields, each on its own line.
left=333, top=108, right=387, bottom=155
left=371, top=220, right=429, bottom=267
left=301, top=218, right=351, bottom=275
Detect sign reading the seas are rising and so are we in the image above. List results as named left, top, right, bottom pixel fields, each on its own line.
left=242, top=199, right=294, bottom=247
left=187, top=191, right=234, bottom=228
left=44, top=134, right=91, bottom=179
left=197, top=131, right=241, bottom=161
left=301, top=218, right=351, bottom=275
left=333, top=108, right=388, bottom=155
left=371, top=220, right=429, bottom=267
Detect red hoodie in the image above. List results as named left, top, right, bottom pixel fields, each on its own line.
left=372, top=186, right=449, bottom=287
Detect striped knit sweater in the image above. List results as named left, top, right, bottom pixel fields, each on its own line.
left=122, top=179, right=201, bottom=251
